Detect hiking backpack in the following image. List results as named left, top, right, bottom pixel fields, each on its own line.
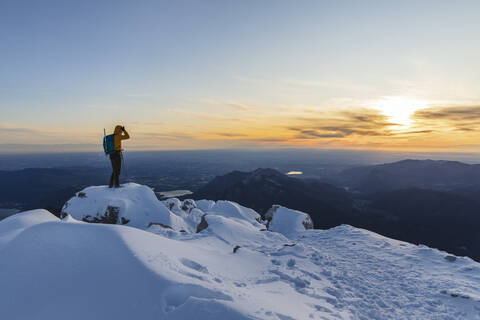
left=103, top=133, right=116, bottom=155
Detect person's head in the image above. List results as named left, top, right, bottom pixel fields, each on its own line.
left=114, top=125, right=123, bottom=134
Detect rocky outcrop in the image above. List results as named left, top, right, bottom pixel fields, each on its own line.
left=265, top=205, right=313, bottom=236
left=62, top=183, right=186, bottom=230
left=181, top=199, right=196, bottom=213
left=82, top=205, right=120, bottom=224
left=196, top=214, right=209, bottom=233
left=61, top=183, right=312, bottom=240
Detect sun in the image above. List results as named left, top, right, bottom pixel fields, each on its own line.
left=371, top=97, right=428, bottom=129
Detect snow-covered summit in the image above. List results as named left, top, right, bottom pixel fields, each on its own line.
left=62, top=183, right=274, bottom=235
left=1, top=184, right=480, bottom=320
left=62, top=183, right=185, bottom=229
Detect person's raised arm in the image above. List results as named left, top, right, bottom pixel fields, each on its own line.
left=121, top=126, right=130, bottom=140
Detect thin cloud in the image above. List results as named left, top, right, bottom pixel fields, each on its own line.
left=135, top=132, right=196, bottom=141
left=290, top=109, right=397, bottom=139
left=0, top=127, right=39, bottom=134
left=252, top=138, right=288, bottom=142
left=413, top=105, right=480, bottom=121
left=401, top=130, right=434, bottom=135
left=412, top=105, right=480, bottom=132
left=215, top=133, right=247, bottom=137
left=295, top=129, right=345, bottom=139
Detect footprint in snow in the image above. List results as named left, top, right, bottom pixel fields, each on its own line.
left=287, top=258, right=296, bottom=268
left=234, top=282, right=247, bottom=288
left=179, top=258, right=209, bottom=274
left=271, top=259, right=282, bottom=266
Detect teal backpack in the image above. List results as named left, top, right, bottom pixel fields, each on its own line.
left=103, top=129, right=116, bottom=155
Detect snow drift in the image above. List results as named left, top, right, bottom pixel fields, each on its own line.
left=1, top=183, right=480, bottom=320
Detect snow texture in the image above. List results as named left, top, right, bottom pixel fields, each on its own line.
left=266, top=205, right=314, bottom=235
left=1, top=184, right=479, bottom=320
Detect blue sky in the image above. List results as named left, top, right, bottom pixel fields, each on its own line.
left=1, top=0, right=480, bottom=152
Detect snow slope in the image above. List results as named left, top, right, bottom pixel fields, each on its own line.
left=0, top=209, right=59, bottom=250
left=1, top=184, right=479, bottom=320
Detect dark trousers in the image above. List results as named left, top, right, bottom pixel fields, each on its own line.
left=109, top=152, right=121, bottom=187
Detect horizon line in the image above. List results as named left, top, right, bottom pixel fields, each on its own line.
left=2, top=145, right=480, bottom=156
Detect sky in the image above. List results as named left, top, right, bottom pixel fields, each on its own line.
left=1, top=0, right=480, bottom=152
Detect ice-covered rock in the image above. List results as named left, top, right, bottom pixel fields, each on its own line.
left=265, top=205, right=314, bottom=236
left=195, top=199, right=215, bottom=212
left=62, top=183, right=188, bottom=230
left=163, top=197, right=182, bottom=212
left=207, top=200, right=262, bottom=225
left=201, top=214, right=288, bottom=247
left=163, top=198, right=197, bottom=217
left=180, top=199, right=196, bottom=213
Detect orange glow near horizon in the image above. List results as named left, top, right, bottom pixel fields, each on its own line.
left=3, top=100, right=480, bottom=153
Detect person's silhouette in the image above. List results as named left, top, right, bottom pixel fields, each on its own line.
left=109, top=125, right=130, bottom=188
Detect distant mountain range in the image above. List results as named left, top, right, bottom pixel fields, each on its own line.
left=335, top=159, right=480, bottom=193
left=191, top=163, right=480, bottom=262
left=192, top=168, right=354, bottom=229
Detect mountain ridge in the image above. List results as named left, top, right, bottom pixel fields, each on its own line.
left=192, top=168, right=354, bottom=228
left=336, top=159, right=480, bottom=193
left=190, top=167, right=480, bottom=261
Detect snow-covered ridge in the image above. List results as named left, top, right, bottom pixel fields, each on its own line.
left=1, top=183, right=479, bottom=320
left=61, top=183, right=308, bottom=238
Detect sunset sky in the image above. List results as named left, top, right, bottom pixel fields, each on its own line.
left=1, top=0, right=480, bottom=152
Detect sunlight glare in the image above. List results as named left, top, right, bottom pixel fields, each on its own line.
left=372, top=97, right=428, bottom=129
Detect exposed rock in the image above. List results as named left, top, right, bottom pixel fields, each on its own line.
left=233, top=245, right=241, bottom=253
left=441, top=290, right=470, bottom=299
left=163, top=198, right=182, bottom=212
left=77, top=192, right=87, bottom=198
left=82, top=206, right=119, bottom=224
left=181, top=199, right=196, bottom=213
left=445, top=255, right=457, bottom=262
left=196, top=214, right=209, bottom=233
left=302, top=219, right=314, bottom=230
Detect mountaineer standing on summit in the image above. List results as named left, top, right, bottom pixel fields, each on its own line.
left=103, top=125, right=130, bottom=188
